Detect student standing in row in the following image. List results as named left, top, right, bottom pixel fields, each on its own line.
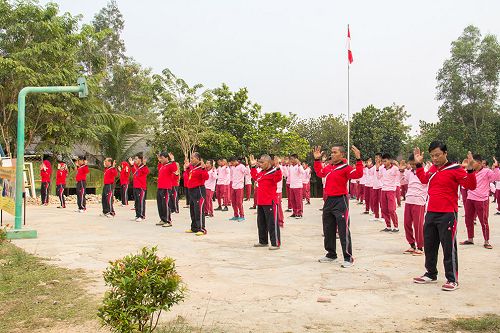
left=378, top=154, right=400, bottom=232
left=56, top=161, right=68, bottom=209
left=250, top=154, right=283, bottom=250
left=288, top=154, right=305, bottom=219
left=401, top=156, right=427, bottom=256
left=244, top=164, right=252, bottom=201
left=184, top=153, right=209, bottom=236
left=302, top=162, right=311, bottom=205
left=314, top=145, right=363, bottom=268
left=130, top=154, right=149, bottom=222
left=75, top=156, right=89, bottom=213
left=156, top=152, right=177, bottom=227
left=204, top=160, right=217, bottom=218
left=102, top=158, right=118, bottom=218
left=229, top=157, right=249, bottom=221
left=40, top=155, right=52, bottom=206
left=413, top=142, right=476, bottom=291
left=119, top=161, right=131, bottom=206
left=460, top=155, right=499, bottom=249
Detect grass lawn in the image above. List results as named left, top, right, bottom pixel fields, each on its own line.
left=0, top=242, right=98, bottom=332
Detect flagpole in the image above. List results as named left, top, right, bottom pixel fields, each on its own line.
left=347, top=24, right=351, bottom=164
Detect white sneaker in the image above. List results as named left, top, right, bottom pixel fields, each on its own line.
left=341, top=260, right=354, bottom=268
left=369, top=218, right=378, bottom=222
left=135, top=217, right=144, bottom=222
left=318, top=256, right=337, bottom=263
left=105, top=213, right=114, bottom=219
left=377, top=218, right=385, bottom=222
left=78, top=209, right=85, bottom=213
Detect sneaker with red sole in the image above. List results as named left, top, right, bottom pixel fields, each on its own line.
left=412, top=249, right=424, bottom=256
left=441, top=281, right=459, bottom=291
left=413, top=275, right=437, bottom=284
left=403, top=248, right=415, bottom=254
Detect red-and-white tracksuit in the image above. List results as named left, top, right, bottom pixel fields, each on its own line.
left=132, top=164, right=150, bottom=219
left=120, top=161, right=131, bottom=205
left=251, top=166, right=283, bottom=247
left=75, top=165, right=89, bottom=210
left=186, top=163, right=209, bottom=233
left=56, top=165, right=68, bottom=208
left=416, top=162, right=476, bottom=283
left=314, top=159, right=363, bottom=262
left=40, top=160, right=52, bottom=205
left=157, top=161, right=178, bottom=223
left=102, top=167, right=118, bottom=215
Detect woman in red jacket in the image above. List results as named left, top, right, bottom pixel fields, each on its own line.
left=184, top=152, right=209, bottom=236
left=129, top=154, right=150, bottom=222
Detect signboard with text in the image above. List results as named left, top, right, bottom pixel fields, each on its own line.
left=0, top=166, right=16, bottom=215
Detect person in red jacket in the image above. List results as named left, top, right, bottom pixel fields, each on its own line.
left=169, top=162, right=181, bottom=214
left=40, top=155, right=52, bottom=205
left=129, top=153, right=150, bottom=222
left=249, top=154, right=283, bottom=250
left=412, top=141, right=476, bottom=292
left=313, top=145, right=363, bottom=268
left=102, top=158, right=118, bottom=218
left=119, top=161, right=131, bottom=206
left=75, top=156, right=89, bottom=213
left=184, top=152, right=209, bottom=236
left=56, top=161, right=68, bottom=208
left=156, top=152, right=177, bottom=227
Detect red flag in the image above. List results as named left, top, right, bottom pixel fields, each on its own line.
left=347, top=25, right=353, bottom=64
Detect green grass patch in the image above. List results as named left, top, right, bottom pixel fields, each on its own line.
left=449, top=314, right=500, bottom=332
left=157, top=316, right=225, bottom=333
left=0, top=242, right=98, bottom=332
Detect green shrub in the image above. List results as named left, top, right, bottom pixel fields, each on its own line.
left=0, top=226, right=8, bottom=243
left=98, top=247, right=186, bottom=333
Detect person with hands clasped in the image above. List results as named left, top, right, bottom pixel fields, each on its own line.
left=250, top=154, right=283, bottom=250
left=184, top=153, right=209, bottom=236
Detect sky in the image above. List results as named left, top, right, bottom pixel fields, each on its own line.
left=41, top=0, right=500, bottom=134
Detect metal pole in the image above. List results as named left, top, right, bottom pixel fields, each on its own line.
left=14, top=82, right=86, bottom=230
left=347, top=62, right=350, bottom=163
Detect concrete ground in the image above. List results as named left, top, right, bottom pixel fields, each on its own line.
left=8, top=197, right=500, bottom=333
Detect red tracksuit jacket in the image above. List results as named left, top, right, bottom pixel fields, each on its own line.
left=40, top=160, right=52, bottom=182
left=103, top=167, right=118, bottom=185
left=76, top=165, right=89, bottom=182
left=185, top=164, right=209, bottom=189
left=157, top=162, right=178, bottom=189
left=120, top=162, right=131, bottom=185
left=416, top=162, right=476, bottom=213
left=132, top=164, right=150, bottom=190
left=56, top=168, right=68, bottom=185
left=250, top=166, right=282, bottom=205
left=314, top=159, right=363, bottom=197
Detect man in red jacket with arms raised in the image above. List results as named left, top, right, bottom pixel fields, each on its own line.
left=412, top=141, right=476, bottom=291
left=313, top=144, right=363, bottom=268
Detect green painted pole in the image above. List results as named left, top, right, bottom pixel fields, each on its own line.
left=14, top=79, right=88, bottom=230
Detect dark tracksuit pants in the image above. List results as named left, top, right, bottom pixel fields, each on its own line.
left=41, top=181, right=50, bottom=204
left=56, top=184, right=65, bottom=207
left=102, top=184, right=115, bottom=215
left=188, top=186, right=206, bottom=232
left=169, top=186, right=179, bottom=213
left=257, top=201, right=280, bottom=247
left=423, top=212, right=458, bottom=283
left=120, top=183, right=129, bottom=205
left=157, top=189, right=172, bottom=223
left=76, top=180, right=86, bottom=210
left=322, top=195, right=352, bottom=262
left=134, top=188, right=147, bottom=219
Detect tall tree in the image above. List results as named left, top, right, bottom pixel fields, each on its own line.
left=351, top=104, right=410, bottom=159
left=436, top=25, right=500, bottom=158
left=295, top=114, right=348, bottom=149
left=153, top=69, right=209, bottom=161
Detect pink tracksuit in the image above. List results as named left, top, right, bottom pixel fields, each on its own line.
left=378, top=165, right=399, bottom=228
left=402, top=169, right=427, bottom=249
left=465, top=167, right=500, bottom=241
left=230, top=163, right=249, bottom=218
left=204, top=168, right=217, bottom=216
